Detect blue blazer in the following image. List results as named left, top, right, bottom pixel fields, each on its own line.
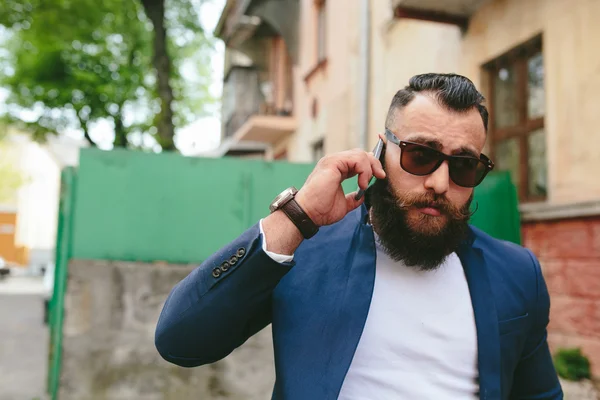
left=155, top=205, right=563, bottom=400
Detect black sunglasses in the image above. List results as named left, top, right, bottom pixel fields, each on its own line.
left=384, top=129, right=494, bottom=188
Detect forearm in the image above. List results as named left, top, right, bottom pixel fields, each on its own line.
left=261, top=209, right=304, bottom=256
left=155, top=223, right=294, bottom=367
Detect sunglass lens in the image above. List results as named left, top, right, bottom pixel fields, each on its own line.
left=449, top=157, right=487, bottom=187
left=401, top=143, right=441, bottom=175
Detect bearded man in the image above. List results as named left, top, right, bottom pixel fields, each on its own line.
left=155, top=73, right=563, bottom=400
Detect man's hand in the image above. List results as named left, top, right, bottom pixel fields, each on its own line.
left=296, top=149, right=386, bottom=227
left=262, top=149, right=385, bottom=256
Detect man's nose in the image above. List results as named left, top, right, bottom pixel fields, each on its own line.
left=423, top=161, right=450, bottom=195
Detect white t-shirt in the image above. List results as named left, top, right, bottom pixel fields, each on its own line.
left=260, top=221, right=479, bottom=399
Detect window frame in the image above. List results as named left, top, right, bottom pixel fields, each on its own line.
left=484, top=35, right=546, bottom=203
left=315, top=0, right=327, bottom=64
left=312, top=138, right=325, bottom=161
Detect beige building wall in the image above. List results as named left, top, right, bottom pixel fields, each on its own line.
left=368, top=10, right=463, bottom=151
left=288, top=0, right=362, bottom=162
left=287, top=0, right=600, bottom=205
left=369, top=0, right=600, bottom=205
left=461, top=0, right=600, bottom=204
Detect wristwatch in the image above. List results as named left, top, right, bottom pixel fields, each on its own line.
left=269, top=187, right=319, bottom=239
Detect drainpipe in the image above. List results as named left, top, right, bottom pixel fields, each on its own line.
left=358, top=0, right=371, bottom=150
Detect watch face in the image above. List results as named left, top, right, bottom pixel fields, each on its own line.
left=270, top=187, right=297, bottom=212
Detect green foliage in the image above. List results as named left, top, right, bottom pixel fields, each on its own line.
left=0, top=143, right=26, bottom=203
left=165, top=0, right=216, bottom=127
left=553, top=347, right=591, bottom=381
left=0, top=0, right=215, bottom=150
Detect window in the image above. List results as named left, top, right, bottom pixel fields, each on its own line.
left=312, top=139, right=325, bottom=161
left=485, top=35, right=546, bottom=202
left=315, top=0, right=327, bottom=63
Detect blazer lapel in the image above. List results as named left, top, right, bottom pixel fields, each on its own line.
left=458, top=235, right=502, bottom=400
left=326, top=207, right=378, bottom=399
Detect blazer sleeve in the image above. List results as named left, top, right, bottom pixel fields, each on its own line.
left=154, top=222, right=295, bottom=367
left=509, top=250, right=563, bottom=399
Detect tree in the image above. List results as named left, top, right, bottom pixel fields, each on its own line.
left=0, top=142, right=25, bottom=204
left=140, top=0, right=215, bottom=151
left=0, top=0, right=215, bottom=151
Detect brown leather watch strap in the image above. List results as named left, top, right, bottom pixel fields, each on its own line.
left=280, top=197, right=319, bottom=239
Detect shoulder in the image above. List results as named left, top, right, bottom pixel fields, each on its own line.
left=469, top=225, right=547, bottom=316
left=469, top=225, right=538, bottom=267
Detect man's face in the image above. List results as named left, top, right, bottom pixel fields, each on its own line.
left=369, top=93, right=487, bottom=269
left=385, top=93, right=486, bottom=233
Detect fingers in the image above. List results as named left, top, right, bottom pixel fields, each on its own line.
left=348, top=150, right=385, bottom=190
left=367, top=152, right=386, bottom=180
left=322, top=148, right=385, bottom=190
left=345, top=191, right=364, bottom=212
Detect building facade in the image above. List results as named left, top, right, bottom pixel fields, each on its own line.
left=0, top=130, right=83, bottom=269
left=216, top=0, right=600, bottom=375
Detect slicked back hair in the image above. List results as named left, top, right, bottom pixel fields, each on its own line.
left=385, top=73, right=489, bottom=132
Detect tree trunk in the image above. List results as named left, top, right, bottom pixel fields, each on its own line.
left=76, top=113, right=97, bottom=147
left=113, top=112, right=127, bottom=148
left=140, top=0, right=176, bottom=151
left=83, top=129, right=97, bottom=147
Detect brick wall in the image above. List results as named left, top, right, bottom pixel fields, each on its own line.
left=522, top=216, right=600, bottom=377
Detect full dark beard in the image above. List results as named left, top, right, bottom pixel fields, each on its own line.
left=366, top=178, right=473, bottom=271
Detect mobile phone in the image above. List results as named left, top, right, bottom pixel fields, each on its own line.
left=354, top=137, right=385, bottom=201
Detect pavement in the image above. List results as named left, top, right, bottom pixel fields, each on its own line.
left=0, top=275, right=49, bottom=400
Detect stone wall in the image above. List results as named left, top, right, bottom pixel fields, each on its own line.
left=60, top=260, right=275, bottom=400
left=522, top=215, right=600, bottom=377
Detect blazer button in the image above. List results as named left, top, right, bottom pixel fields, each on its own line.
left=237, top=248, right=246, bottom=258
left=220, top=261, right=230, bottom=272
left=229, top=256, right=238, bottom=265
left=212, top=268, right=221, bottom=278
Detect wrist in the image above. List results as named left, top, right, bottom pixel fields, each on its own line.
left=262, top=211, right=304, bottom=255
left=270, top=187, right=319, bottom=239
left=294, top=189, right=320, bottom=228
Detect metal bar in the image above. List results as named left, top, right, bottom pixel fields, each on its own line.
left=358, top=0, right=370, bottom=150
left=48, top=167, right=77, bottom=400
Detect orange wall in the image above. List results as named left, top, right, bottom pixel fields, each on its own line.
left=0, top=212, right=20, bottom=264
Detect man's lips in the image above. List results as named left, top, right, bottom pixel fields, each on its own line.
left=415, top=204, right=442, bottom=216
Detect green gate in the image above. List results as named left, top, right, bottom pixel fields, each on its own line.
left=46, top=149, right=520, bottom=399
left=47, top=167, right=77, bottom=399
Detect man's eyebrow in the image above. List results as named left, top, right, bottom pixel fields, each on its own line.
left=403, top=134, right=443, bottom=151
left=404, top=133, right=480, bottom=158
left=451, top=147, right=480, bottom=159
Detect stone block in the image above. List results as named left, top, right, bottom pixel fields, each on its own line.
left=59, top=259, right=276, bottom=400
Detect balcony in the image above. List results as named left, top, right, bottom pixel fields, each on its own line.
left=391, top=0, right=489, bottom=29
left=215, top=0, right=299, bottom=64
left=226, top=111, right=295, bottom=145
left=222, top=64, right=295, bottom=147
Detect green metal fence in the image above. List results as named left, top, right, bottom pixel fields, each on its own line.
left=47, top=167, right=77, bottom=400
left=471, top=170, right=522, bottom=245
left=46, top=149, right=521, bottom=399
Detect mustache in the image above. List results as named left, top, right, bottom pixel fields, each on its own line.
left=386, top=192, right=477, bottom=220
